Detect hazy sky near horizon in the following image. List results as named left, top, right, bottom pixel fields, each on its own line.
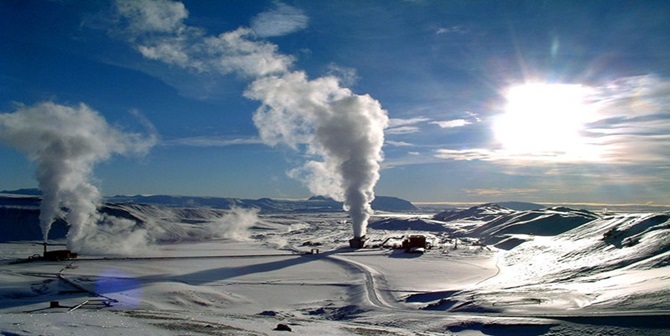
left=1, top=0, right=670, bottom=205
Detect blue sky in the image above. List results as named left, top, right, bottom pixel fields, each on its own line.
left=1, top=0, right=669, bottom=206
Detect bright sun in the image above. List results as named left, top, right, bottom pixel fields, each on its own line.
left=493, top=82, right=596, bottom=160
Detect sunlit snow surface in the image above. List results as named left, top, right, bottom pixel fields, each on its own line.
left=1, top=205, right=670, bottom=335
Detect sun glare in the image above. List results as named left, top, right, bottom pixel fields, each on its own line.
left=493, top=83, right=596, bottom=160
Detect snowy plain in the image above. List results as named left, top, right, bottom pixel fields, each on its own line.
left=1, top=198, right=670, bottom=335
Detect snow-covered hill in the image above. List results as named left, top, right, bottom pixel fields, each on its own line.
left=2, top=189, right=418, bottom=212
left=376, top=203, right=600, bottom=249
left=107, top=194, right=418, bottom=212
left=0, top=191, right=416, bottom=244
left=446, top=211, right=670, bottom=313
left=2, top=197, right=669, bottom=335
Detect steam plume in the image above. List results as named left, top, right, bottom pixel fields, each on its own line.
left=115, top=0, right=388, bottom=238
left=206, top=207, right=260, bottom=241
left=0, top=102, right=155, bottom=250
left=247, top=72, right=387, bottom=238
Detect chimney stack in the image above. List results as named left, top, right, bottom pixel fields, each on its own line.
left=349, top=236, right=368, bottom=249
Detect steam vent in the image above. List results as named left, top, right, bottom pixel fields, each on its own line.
left=349, top=236, right=368, bottom=249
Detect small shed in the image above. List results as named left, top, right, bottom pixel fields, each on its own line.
left=403, top=234, right=428, bottom=253
left=42, top=242, right=77, bottom=261
left=44, top=250, right=77, bottom=261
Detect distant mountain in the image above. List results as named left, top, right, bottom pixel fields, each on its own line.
left=0, top=195, right=69, bottom=242
left=0, top=191, right=417, bottom=243
left=1, top=189, right=417, bottom=213
left=0, top=200, right=244, bottom=244
left=371, top=196, right=417, bottom=212
left=0, top=188, right=42, bottom=196
left=105, top=194, right=417, bottom=212
left=106, top=194, right=238, bottom=209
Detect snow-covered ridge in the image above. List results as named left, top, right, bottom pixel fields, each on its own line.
left=367, top=204, right=670, bottom=313
left=1, top=189, right=417, bottom=212
left=458, top=211, right=670, bottom=312
left=372, top=203, right=601, bottom=248
left=2, top=196, right=670, bottom=334
left=0, top=196, right=269, bottom=245
left=0, top=192, right=417, bottom=244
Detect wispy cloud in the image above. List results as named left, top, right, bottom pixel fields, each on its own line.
left=434, top=148, right=498, bottom=161
left=384, top=140, right=413, bottom=147
left=385, top=126, right=421, bottom=135
left=435, top=25, right=468, bottom=35
left=464, top=188, right=540, bottom=197
left=434, top=146, right=617, bottom=164
left=386, top=117, right=429, bottom=134
left=431, top=111, right=481, bottom=128
left=381, top=151, right=444, bottom=169
left=251, top=2, right=309, bottom=38
left=163, top=136, right=263, bottom=147
left=431, top=75, right=670, bottom=166
left=326, top=63, right=359, bottom=87
left=387, top=117, right=430, bottom=128
left=582, top=75, right=670, bottom=164
left=116, top=0, right=188, bottom=33
left=115, top=1, right=293, bottom=77
left=431, top=119, right=471, bottom=128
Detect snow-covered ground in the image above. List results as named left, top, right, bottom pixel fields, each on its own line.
left=1, top=204, right=670, bottom=335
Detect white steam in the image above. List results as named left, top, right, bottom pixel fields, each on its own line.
left=0, top=102, right=156, bottom=251
left=206, top=207, right=259, bottom=241
left=115, top=0, right=388, bottom=238
left=247, top=72, right=387, bottom=238
left=77, top=215, right=154, bottom=255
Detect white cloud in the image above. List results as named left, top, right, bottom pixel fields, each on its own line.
left=583, top=74, right=670, bottom=164
left=163, top=136, right=263, bottom=147
left=434, top=148, right=497, bottom=161
left=202, top=28, right=293, bottom=77
left=385, top=140, right=413, bottom=147
left=594, top=75, right=670, bottom=119
left=115, top=1, right=293, bottom=78
left=431, top=119, right=471, bottom=128
left=116, top=0, right=188, bottom=33
left=385, top=125, right=421, bottom=135
left=435, top=25, right=468, bottom=35
left=327, top=63, right=359, bottom=87
left=464, top=188, right=540, bottom=197
left=434, top=147, right=614, bottom=163
left=251, top=3, right=309, bottom=38
left=138, top=41, right=190, bottom=67
left=387, top=117, right=430, bottom=128
left=432, top=111, right=480, bottom=129
left=386, top=117, right=430, bottom=134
